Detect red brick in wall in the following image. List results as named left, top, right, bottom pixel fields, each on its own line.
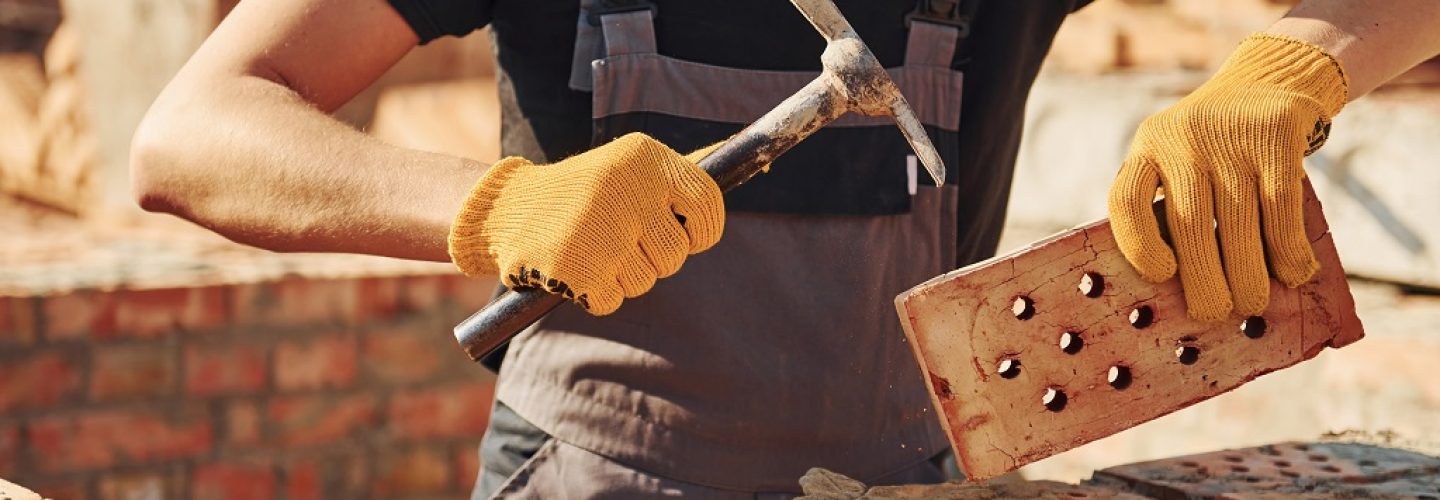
left=275, top=334, right=359, bottom=391
left=89, top=342, right=176, bottom=401
left=192, top=462, right=277, bottom=500
left=0, top=423, right=19, bottom=475
left=2, top=274, right=499, bottom=499
left=388, top=383, right=494, bottom=440
left=268, top=393, right=377, bottom=448
left=0, top=350, right=83, bottom=411
left=185, top=342, right=269, bottom=396
left=42, top=291, right=117, bottom=341
left=27, top=406, right=214, bottom=472
left=363, top=326, right=444, bottom=385
left=375, top=446, right=453, bottom=495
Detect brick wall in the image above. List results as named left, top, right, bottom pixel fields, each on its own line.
left=0, top=273, right=499, bottom=499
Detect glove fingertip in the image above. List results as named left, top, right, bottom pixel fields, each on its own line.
left=581, top=287, right=623, bottom=317
left=1276, top=256, right=1320, bottom=288
left=1232, top=285, right=1270, bottom=317
left=1119, top=244, right=1177, bottom=284
left=1185, top=295, right=1233, bottom=323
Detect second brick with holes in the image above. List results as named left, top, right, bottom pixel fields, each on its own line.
left=894, top=181, right=1365, bottom=481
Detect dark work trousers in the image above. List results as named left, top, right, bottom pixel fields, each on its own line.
left=470, top=400, right=963, bottom=499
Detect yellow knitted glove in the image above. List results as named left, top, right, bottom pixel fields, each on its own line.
left=1108, top=34, right=1348, bottom=321
left=448, top=133, right=725, bottom=315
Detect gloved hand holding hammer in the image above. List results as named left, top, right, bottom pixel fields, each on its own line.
left=448, top=133, right=725, bottom=315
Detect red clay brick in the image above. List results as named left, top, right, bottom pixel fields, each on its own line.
left=284, top=462, right=322, bottom=500
left=28, top=407, right=213, bottom=472
left=0, top=296, right=39, bottom=345
left=90, top=343, right=175, bottom=401
left=42, top=290, right=118, bottom=340
left=0, top=424, right=18, bottom=476
left=895, top=183, right=1365, bottom=481
left=374, top=447, right=451, bottom=495
left=98, top=470, right=183, bottom=500
left=115, top=287, right=227, bottom=337
left=387, top=383, right=493, bottom=440
left=355, top=277, right=401, bottom=322
left=268, top=394, right=376, bottom=447
left=399, top=275, right=447, bottom=313
left=0, top=351, right=82, bottom=411
left=192, top=462, right=276, bottom=500
left=26, top=479, right=86, bottom=500
left=363, top=328, right=442, bottom=385
left=0, top=297, right=9, bottom=339
left=185, top=343, right=267, bottom=396
left=233, top=279, right=358, bottom=327
left=274, top=335, right=358, bottom=391
left=455, top=445, right=481, bottom=491
left=446, top=275, right=496, bottom=310
left=224, top=401, right=261, bottom=447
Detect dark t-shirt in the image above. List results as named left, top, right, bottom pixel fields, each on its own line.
left=388, top=0, right=1089, bottom=264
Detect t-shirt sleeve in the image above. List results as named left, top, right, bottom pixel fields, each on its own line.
left=386, top=0, right=494, bottom=44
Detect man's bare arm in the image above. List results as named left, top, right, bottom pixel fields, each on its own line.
left=131, top=0, right=481, bottom=262
left=1268, top=0, right=1440, bottom=99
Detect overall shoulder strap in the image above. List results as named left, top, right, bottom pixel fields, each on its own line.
left=904, top=0, right=980, bottom=67
left=568, top=0, right=657, bottom=92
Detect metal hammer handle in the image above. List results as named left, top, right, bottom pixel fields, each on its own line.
left=453, top=77, right=851, bottom=361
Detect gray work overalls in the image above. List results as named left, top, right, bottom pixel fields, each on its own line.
left=484, top=1, right=970, bottom=496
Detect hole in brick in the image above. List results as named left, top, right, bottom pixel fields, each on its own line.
left=1013, top=296, right=1035, bottom=320
left=1067, top=493, right=1088, bottom=498
left=1043, top=387, right=1068, bottom=412
left=1129, top=305, right=1154, bottom=328
left=1242, top=316, right=1267, bottom=339
left=1321, top=465, right=1341, bottom=473
left=1358, top=459, right=1377, bottom=467
left=1176, top=345, right=1201, bottom=365
left=1224, top=455, right=1244, bottom=463
left=997, top=358, right=1021, bottom=379
left=1180, top=461, right=1199, bottom=467
left=1309, top=454, right=1329, bottom=462
left=1059, top=332, right=1084, bottom=354
left=1259, top=446, right=1282, bottom=456
left=1280, top=470, right=1300, bottom=479
left=1078, top=272, right=1105, bottom=298
left=1231, top=466, right=1250, bottom=473
left=1293, top=444, right=1310, bottom=451
left=1244, top=476, right=1261, bottom=483
left=1274, top=460, right=1291, bottom=468
left=1107, top=366, right=1132, bottom=390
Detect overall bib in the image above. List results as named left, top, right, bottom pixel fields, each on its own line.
left=487, top=1, right=971, bottom=496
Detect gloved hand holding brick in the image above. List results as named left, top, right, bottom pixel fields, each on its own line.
left=1108, top=34, right=1349, bottom=321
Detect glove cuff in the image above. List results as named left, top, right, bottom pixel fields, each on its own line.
left=1218, top=33, right=1350, bottom=117
left=447, top=156, right=531, bottom=277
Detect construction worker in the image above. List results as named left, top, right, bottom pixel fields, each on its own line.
left=131, top=0, right=1440, bottom=497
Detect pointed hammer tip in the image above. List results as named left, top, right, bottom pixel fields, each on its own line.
left=921, top=153, right=947, bottom=187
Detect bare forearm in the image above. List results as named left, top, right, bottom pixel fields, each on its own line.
left=132, top=75, right=482, bottom=262
left=1267, top=0, right=1440, bottom=99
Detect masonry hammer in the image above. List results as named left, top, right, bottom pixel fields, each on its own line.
left=453, top=0, right=949, bottom=362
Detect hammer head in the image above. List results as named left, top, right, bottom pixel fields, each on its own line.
left=792, top=0, right=947, bottom=186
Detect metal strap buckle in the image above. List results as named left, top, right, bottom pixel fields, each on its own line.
left=904, top=0, right=971, bottom=36
left=586, top=0, right=658, bottom=26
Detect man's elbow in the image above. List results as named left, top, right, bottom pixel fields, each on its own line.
left=129, top=112, right=187, bottom=214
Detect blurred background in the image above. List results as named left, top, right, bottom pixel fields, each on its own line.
left=0, top=0, right=1437, bottom=498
